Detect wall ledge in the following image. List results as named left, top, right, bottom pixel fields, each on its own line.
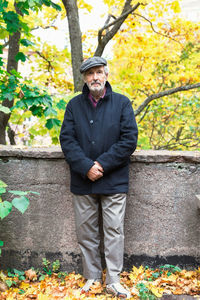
left=0, top=145, right=199, bottom=163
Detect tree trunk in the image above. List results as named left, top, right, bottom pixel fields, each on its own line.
left=62, top=0, right=83, bottom=92
left=0, top=30, right=20, bottom=144
left=0, top=3, right=21, bottom=145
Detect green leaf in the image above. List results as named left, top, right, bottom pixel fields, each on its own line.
left=0, top=105, right=10, bottom=114
left=13, top=269, right=25, bottom=276
left=173, top=266, right=181, bottom=273
left=50, top=1, right=61, bottom=11
left=0, top=180, right=7, bottom=188
left=152, top=272, right=159, bottom=279
left=29, top=191, right=40, bottom=195
left=7, top=271, right=15, bottom=277
left=30, top=105, right=44, bottom=117
left=2, top=93, right=13, bottom=101
left=56, top=99, right=67, bottom=110
left=8, top=190, right=29, bottom=196
left=20, top=39, right=35, bottom=47
left=15, top=52, right=26, bottom=62
left=16, top=2, right=29, bottom=15
left=0, top=0, right=8, bottom=11
left=20, top=21, right=30, bottom=35
left=12, top=196, right=29, bottom=214
left=5, top=279, right=13, bottom=287
left=0, top=201, right=12, bottom=219
left=0, top=187, right=6, bottom=194
left=44, top=106, right=57, bottom=117
left=45, top=118, right=61, bottom=130
left=19, top=289, right=25, bottom=294
left=52, top=136, right=59, bottom=144
left=3, top=11, right=20, bottom=33
left=39, top=274, right=46, bottom=281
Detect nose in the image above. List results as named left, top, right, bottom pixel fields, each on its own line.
left=93, top=72, right=98, bottom=80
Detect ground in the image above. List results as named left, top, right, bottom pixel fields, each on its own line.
left=0, top=264, right=200, bottom=299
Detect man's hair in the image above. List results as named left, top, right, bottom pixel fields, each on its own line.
left=104, top=65, right=109, bottom=75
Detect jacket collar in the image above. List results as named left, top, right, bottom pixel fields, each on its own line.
left=82, top=81, right=112, bottom=98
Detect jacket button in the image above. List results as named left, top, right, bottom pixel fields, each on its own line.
left=90, top=120, right=94, bottom=124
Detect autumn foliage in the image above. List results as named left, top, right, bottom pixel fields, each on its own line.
left=0, top=0, right=200, bottom=149
left=0, top=265, right=200, bottom=299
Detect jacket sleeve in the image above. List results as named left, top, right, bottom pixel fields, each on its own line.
left=59, top=101, right=94, bottom=177
left=96, top=99, right=138, bottom=173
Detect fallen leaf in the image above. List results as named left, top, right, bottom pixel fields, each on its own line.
left=25, top=269, right=37, bottom=281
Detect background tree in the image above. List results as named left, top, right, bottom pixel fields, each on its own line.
left=0, top=0, right=62, bottom=144
left=0, top=0, right=199, bottom=149
left=108, top=2, right=200, bottom=149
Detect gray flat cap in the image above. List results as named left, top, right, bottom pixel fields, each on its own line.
left=80, top=56, right=107, bottom=73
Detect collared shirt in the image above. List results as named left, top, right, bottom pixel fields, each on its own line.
left=88, top=88, right=106, bottom=108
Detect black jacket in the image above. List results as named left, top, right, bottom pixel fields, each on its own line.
left=60, top=81, right=138, bottom=195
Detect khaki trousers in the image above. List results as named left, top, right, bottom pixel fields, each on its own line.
left=72, top=193, right=126, bottom=284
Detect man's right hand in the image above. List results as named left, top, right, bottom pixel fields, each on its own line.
left=87, top=163, right=103, bottom=181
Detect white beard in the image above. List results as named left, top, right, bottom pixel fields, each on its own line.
left=87, top=79, right=106, bottom=98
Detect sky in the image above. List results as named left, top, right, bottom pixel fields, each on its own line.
left=34, top=0, right=200, bottom=52
left=180, top=0, right=200, bottom=20
left=34, top=0, right=108, bottom=50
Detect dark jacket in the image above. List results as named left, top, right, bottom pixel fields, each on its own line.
left=59, top=81, right=138, bottom=195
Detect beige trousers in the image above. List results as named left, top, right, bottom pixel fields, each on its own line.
left=72, top=193, right=127, bottom=284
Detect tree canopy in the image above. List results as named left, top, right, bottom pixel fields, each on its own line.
left=0, top=0, right=199, bottom=150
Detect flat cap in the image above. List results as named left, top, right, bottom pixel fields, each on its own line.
left=80, top=56, right=107, bottom=73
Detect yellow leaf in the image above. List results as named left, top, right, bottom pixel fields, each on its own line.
left=38, top=293, right=49, bottom=300
left=149, top=286, right=164, bottom=297
left=15, top=87, right=21, bottom=94
left=19, top=281, right=30, bottom=290
left=170, top=1, right=181, bottom=13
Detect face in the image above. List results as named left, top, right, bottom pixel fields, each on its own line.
left=84, top=66, right=108, bottom=93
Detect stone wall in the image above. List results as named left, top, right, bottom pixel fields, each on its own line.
left=0, top=146, right=199, bottom=272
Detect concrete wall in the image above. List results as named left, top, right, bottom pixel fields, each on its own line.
left=0, top=146, right=199, bottom=272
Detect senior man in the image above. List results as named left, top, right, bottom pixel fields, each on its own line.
left=60, top=56, right=138, bottom=298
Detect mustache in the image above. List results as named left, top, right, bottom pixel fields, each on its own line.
left=91, top=81, right=101, bottom=85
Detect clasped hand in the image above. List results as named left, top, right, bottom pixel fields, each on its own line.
left=87, top=161, right=104, bottom=181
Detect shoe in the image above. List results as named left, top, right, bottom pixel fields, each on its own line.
left=106, top=282, right=131, bottom=298
left=81, top=278, right=102, bottom=292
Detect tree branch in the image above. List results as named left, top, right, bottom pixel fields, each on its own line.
left=35, top=51, right=54, bottom=72
left=138, top=104, right=150, bottom=123
left=98, top=5, right=139, bottom=44
left=134, top=82, right=200, bottom=116
left=94, top=1, right=142, bottom=56
left=2, top=40, right=9, bottom=48
left=133, top=13, right=183, bottom=47
left=31, top=25, right=58, bottom=31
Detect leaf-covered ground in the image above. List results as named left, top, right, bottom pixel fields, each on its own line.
left=0, top=265, right=200, bottom=299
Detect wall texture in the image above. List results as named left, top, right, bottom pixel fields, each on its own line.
left=0, top=146, right=199, bottom=272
